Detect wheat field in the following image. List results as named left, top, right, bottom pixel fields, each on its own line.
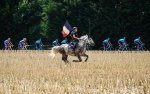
left=0, top=50, right=149, bottom=94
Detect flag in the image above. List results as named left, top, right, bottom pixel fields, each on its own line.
left=61, top=21, right=73, bottom=37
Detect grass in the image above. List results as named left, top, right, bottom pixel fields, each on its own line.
left=0, top=50, right=149, bottom=94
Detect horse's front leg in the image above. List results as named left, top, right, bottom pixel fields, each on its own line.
left=81, top=53, right=88, bottom=62
left=73, top=55, right=82, bottom=62
left=78, top=55, right=82, bottom=62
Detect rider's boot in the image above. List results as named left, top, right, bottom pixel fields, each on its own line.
left=73, top=45, right=78, bottom=55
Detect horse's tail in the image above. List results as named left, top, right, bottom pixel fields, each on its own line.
left=50, top=46, right=61, bottom=59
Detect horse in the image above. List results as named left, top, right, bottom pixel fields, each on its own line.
left=50, top=35, right=95, bottom=64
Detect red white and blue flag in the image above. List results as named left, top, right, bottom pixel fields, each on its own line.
left=61, top=21, right=73, bottom=37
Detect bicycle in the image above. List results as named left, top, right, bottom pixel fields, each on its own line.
left=4, top=45, right=14, bottom=50
left=137, top=44, right=146, bottom=51
left=117, top=44, right=130, bottom=51
left=18, top=45, right=30, bottom=50
left=105, top=44, right=114, bottom=51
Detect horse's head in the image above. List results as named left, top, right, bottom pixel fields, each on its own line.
left=79, top=35, right=95, bottom=46
left=87, top=35, right=95, bottom=46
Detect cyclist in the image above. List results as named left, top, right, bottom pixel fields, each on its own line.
left=18, top=38, right=29, bottom=50
left=102, top=38, right=112, bottom=50
left=35, top=38, right=43, bottom=50
left=134, top=37, right=144, bottom=50
left=52, top=39, right=59, bottom=47
left=4, top=38, right=13, bottom=50
left=118, top=37, right=126, bottom=50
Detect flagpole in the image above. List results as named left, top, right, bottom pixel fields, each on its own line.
left=88, top=18, right=91, bottom=36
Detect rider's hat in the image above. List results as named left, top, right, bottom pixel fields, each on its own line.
left=73, top=27, right=77, bottom=30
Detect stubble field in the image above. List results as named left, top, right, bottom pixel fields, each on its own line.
left=0, top=50, right=150, bottom=94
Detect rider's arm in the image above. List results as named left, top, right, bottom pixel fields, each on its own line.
left=124, top=40, right=126, bottom=44
left=8, top=42, right=11, bottom=46
left=8, top=42, right=13, bottom=46
left=25, top=42, right=28, bottom=45
left=40, top=42, right=43, bottom=46
left=108, top=42, right=112, bottom=45
left=10, top=42, right=13, bottom=46
left=139, top=40, right=143, bottom=44
left=73, top=34, right=79, bottom=40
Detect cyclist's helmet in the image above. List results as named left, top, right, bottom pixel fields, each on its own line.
left=138, top=37, right=141, bottom=39
left=23, top=38, right=27, bottom=41
left=8, top=38, right=11, bottom=41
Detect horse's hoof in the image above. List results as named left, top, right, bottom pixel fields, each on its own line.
left=64, top=61, right=69, bottom=64
left=72, top=60, right=79, bottom=62
left=72, top=60, right=82, bottom=62
left=84, top=59, right=88, bottom=62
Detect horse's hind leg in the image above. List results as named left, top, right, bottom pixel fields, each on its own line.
left=60, top=49, right=69, bottom=64
left=78, top=55, right=82, bottom=62
left=62, top=54, right=69, bottom=64
left=65, top=55, right=69, bottom=63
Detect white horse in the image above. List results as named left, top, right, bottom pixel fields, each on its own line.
left=50, top=35, right=95, bottom=63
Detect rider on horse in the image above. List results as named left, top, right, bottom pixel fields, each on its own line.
left=70, top=27, right=80, bottom=53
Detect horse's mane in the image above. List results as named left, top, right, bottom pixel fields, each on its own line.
left=80, top=35, right=88, bottom=40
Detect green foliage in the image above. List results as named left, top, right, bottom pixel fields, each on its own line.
left=0, top=0, right=149, bottom=49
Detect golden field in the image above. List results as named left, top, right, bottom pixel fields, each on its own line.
left=0, top=50, right=150, bottom=94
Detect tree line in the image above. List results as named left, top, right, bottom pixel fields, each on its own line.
left=0, top=0, right=150, bottom=49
